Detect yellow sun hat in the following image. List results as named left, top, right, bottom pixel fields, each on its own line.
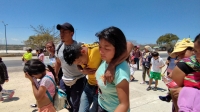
left=170, top=38, right=194, bottom=58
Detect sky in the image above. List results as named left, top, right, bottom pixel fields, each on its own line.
left=0, top=0, right=200, bottom=45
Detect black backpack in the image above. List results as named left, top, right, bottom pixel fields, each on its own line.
left=144, top=52, right=152, bottom=69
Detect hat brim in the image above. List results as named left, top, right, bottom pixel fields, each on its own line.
left=56, top=24, right=63, bottom=30
left=170, top=48, right=186, bottom=58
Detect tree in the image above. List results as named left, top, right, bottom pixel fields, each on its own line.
left=24, top=25, right=60, bottom=48
left=24, top=33, right=54, bottom=49
left=156, top=33, right=179, bottom=48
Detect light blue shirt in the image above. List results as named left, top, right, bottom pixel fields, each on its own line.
left=96, top=61, right=130, bottom=112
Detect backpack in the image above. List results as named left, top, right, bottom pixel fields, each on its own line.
left=45, top=75, right=71, bottom=111
left=143, top=52, right=152, bottom=69
left=56, top=42, right=63, bottom=55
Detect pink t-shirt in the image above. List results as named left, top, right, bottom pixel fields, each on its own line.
left=40, top=72, right=55, bottom=97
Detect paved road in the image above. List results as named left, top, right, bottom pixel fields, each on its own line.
left=3, top=53, right=168, bottom=68
left=4, top=60, right=23, bottom=67
left=159, top=52, right=168, bottom=58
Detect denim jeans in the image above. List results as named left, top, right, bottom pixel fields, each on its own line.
left=134, top=57, right=140, bottom=70
left=97, top=105, right=108, bottom=112
left=78, top=81, right=98, bottom=112
left=60, top=76, right=86, bottom=112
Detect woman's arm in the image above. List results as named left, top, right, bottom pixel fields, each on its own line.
left=171, top=66, right=185, bottom=87
left=165, top=60, right=169, bottom=65
left=115, top=79, right=129, bottom=112
left=170, top=66, right=186, bottom=112
left=170, top=65, right=185, bottom=99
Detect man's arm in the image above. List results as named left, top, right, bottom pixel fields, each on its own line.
left=110, top=41, right=133, bottom=66
left=77, top=65, right=97, bottom=75
left=54, top=57, right=61, bottom=84
left=104, top=41, right=133, bottom=84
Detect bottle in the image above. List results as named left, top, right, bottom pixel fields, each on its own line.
left=162, top=76, right=178, bottom=88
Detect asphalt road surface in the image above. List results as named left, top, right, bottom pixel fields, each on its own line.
left=3, top=52, right=168, bottom=72
left=4, top=60, right=23, bottom=67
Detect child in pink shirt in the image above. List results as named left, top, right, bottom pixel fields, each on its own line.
left=24, top=59, right=56, bottom=112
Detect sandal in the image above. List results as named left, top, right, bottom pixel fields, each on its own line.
left=146, top=86, right=151, bottom=91
left=131, top=78, right=135, bottom=81
left=153, top=87, right=157, bottom=91
left=30, top=104, right=37, bottom=108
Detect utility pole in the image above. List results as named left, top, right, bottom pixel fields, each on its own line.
left=2, top=21, right=8, bottom=54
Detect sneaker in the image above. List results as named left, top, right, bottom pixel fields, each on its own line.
left=153, top=87, right=157, bottom=91
left=8, top=91, right=14, bottom=99
left=0, top=98, right=4, bottom=101
left=159, top=95, right=171, bottom=102
left=146, top=86, right=151, bottom=91
left=140, top=81, right=146, bottom=84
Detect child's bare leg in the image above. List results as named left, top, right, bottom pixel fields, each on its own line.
left=149, top=78, right=153, bottom=86
left=155, top=80, right=158, bottom=88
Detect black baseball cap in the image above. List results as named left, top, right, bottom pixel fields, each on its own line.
left=56, top=22, right=74, bottom=32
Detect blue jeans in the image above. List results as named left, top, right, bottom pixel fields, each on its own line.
left=79, top=81, right=98, bottom=112
left=60, top=77, right=86, bottom=112
left=134, top=57, right=140, bottom=70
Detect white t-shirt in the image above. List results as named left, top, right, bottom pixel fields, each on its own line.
left=130, top=64, right=137, bottom=75
left=150, top=57, right=165, bottom=73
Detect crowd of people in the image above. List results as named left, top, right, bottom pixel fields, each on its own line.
left=0, top=21, right=200, bottom=112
